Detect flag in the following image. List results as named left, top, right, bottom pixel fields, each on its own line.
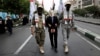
left=52, top=3, right=55, bottom=10
left=52, top=0, right=55, bottom=10
left=58, top=0, right=63, bottom=14
left=29, top=0, right=36, bottom=20
left=42, top=0, right=44, bottom=8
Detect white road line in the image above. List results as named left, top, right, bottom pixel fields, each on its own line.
left=76, top=33, right=100, bottom=51
left=14, top=35, right=33, bottom=54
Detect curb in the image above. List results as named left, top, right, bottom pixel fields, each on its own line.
left=75, top=19, right=100, bottom=25
left=13, top=23, right=22, bottom=27
left=75, top=25, right=100, bottom=43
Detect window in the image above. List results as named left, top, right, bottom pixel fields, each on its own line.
left=79, top=1, right=81, bottom=4
left=78, top=5, right=81, bottom=8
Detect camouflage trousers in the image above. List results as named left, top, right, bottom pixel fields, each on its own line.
left=61, top=24, right=71, bottom=46
left=35, top=28, right=45, bottom=46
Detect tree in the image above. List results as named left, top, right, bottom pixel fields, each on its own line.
left=19, top=0, right=29, bottom=14
left=2, top=0, right=20, bottom=13
left=0, top=0, right=30, bottom=14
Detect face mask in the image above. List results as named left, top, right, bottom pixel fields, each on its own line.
left=38, top=12, right=42, bottom=16
left=38, top=8, right=43, bottom=16
left=65, top=4, right=71, bottom=11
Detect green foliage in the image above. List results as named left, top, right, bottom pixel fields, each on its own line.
left=73, top=9, right=87, bottom=16
left=85, top=6, right=100, bottom=17
left=0, top=0, right=30, bottom=14
left=19, top=0, right=29, bottom=14
left=73, top=6, right=100, bottom=17
left=85, top=6, right=98, bottom=14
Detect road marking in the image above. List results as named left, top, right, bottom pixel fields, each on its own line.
left=14, top=35, right=33, bottom=54
left=14, top=27, right=30, bottom=32
left=76, top=33, right=100, bottom=51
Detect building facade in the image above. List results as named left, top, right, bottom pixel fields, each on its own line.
left=94, top=0, right=100, bottom=7
left=72, top=0, right=100, bottom=10
left=72, top=0, right=82, bottom=9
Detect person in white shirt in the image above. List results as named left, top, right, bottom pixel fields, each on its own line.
left=61, top=1, right=74, bottom=53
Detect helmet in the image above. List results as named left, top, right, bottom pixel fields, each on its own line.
left=37, top=4, right=43, bottom=11
left=38, top=4, right=43, bottom=8
left=64, top=0, right=72, bottom=11
left=64, top=1, right=71, bottom=5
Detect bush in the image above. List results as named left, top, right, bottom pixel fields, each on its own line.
left=85, top=6, right=100, bottom=18
left=73, top=9, right=87, bottom=17
left=73, top=6, right=100, bottom=18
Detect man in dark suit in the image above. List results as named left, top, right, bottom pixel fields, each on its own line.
left=46, top=10, right=59, bottom=52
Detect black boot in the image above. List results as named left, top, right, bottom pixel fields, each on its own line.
left=54, top=48, right=58, bottom=53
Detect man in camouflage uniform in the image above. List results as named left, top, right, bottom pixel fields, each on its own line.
left=31, top=4, right=45, bottom=54
left=61, top=1, right=74, bottom=53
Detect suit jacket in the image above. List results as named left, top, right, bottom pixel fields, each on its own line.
left=46, top=16, right=59, bottom=32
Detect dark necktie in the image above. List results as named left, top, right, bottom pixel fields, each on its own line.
left=52, top=17, right=53, bottom=23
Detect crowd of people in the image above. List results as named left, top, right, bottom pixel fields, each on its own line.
left=0, top=16, right=13, bottom=35
left=0, top=15, right=29, bottom=35
left=0, top=0, right=75, bottom=54
left=31, top=0, right=75, bottom=54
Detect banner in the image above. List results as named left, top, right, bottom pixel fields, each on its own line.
left=58, top=0, right=63, bottom=14
left=42, top=0, right=44, bottom=8
left=52, top=0, right=55, bottom=10
left=29, top=0, right=36, bottom=20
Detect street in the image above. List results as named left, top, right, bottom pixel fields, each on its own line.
left=75, top=21, right=100, bottom=35
left=0, top=22, right=100, bottom=56
left=0, top=0, right=100, bottom=56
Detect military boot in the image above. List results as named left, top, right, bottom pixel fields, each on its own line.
left=39, top=46, right=44, bottom=54
left=64, top=45, right=69, bottom=53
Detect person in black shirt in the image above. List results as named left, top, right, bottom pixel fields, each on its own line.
left=6, top=16, right=13, bottom=35
left=0, top=17, right=5, bottom=34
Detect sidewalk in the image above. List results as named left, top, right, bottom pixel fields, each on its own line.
left=74, top=17, right=100, bottom=25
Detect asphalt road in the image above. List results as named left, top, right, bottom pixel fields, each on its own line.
left=75, top=21, right=100, bottom=35
left=0, top=24, right=100, bottom=56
